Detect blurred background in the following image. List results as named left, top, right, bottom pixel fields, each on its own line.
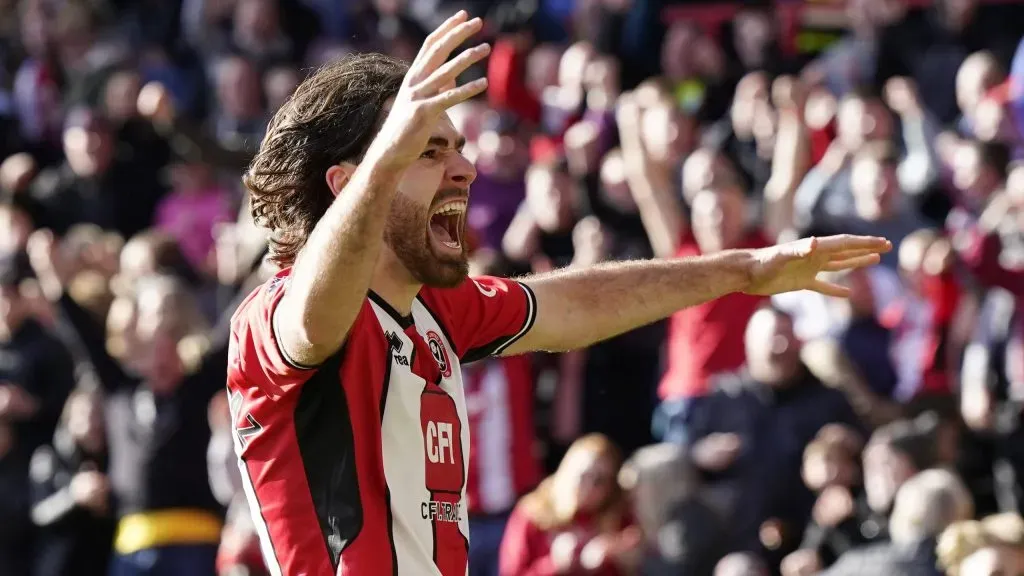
left=3, top=0, right=1024, bottom=575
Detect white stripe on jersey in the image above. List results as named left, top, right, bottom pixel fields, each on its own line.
left=492, top=283, right=536, bottom=355
left=231, top=408, right=284, bottom=576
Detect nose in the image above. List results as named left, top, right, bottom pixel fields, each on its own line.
left=445, top=149, right=477, bottom=188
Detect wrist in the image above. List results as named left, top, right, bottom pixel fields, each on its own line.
left=361, top=139, right=416, bottom=176
left=718, top=249, right=758, bottom=294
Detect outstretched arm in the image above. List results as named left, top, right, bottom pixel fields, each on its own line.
left=504, top=235, right=891, bottom=354
left=274, top=12, right=489, bottom=366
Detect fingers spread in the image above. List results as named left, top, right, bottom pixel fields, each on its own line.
left=417, top=11, right=467, bottom=63
left=427, top=77, right=489, bottom=109
left=823, top=253, right=881, bottom=272
left=827, top=248, right=877, bottom=262
left=815, top=235, right=892, bottom=254
left=418, top=43, right=491, bottom=96
left=413, top=18, right=483, bottom=86
left=810, top=279, right=851, bottom=298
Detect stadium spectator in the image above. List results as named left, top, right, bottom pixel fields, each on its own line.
left=154, top=153, right=235, bottom=276
left=937, top=511, right=1024, bottom=575
left=28, top=236, right=225, bottom=575
left=499, top=434, right=635, bottom=576
left=683, top=306, right=859, bottom=566
left=0, top=250, right=77, bottom=576
left=820, top=468, right=974, bottom=576
left=785, top=426, right=871, bottom=572
left=29, top=388, right=115, bottom=576
left=862, top=418, right=944, bottom=522
left=619, top=442, right=727, bottom=576
left=470, top=110, right=531, bottom=254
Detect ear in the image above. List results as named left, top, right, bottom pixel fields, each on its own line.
left=325, top=162, right=357, bottom=197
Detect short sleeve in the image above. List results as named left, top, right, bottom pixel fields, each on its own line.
left=420, top=276, right=537, bottom=364
left=229, top=271, right=316, bottom=400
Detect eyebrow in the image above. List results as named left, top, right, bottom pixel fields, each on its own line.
left=427, top=135, right=467, bottom=152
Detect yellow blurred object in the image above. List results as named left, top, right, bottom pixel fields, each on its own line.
left=114, top=509, right=223, bottom=554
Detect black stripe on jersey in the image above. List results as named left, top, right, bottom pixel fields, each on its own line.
left=379, top=350, right=393, bottom=424
left=463, top=282, right=538, bottom=363
left=369, top=291, right=414, bottom=329
left=293, top=348, right=362, bottom=570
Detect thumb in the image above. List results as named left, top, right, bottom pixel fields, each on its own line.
left=785, top=237, right=816, bottom=258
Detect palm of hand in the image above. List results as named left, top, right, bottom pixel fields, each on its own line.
left=745, top=236, right=892, bottom=297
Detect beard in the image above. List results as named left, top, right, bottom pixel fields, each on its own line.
left=383, top=191, right=469, bottom=288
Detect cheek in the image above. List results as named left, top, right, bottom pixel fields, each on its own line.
left=398, top=165, right=445, bottom=203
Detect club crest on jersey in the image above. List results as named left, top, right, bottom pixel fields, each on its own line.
left=426, top=330, right=452, bottom=378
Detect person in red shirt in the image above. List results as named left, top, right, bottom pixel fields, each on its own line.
left=464, top=352, right=542, bottom=576
left=657, top=181, right=770, bottom=417
left=616, top=94, right=770, bottom=443
left=499, top=434, right=636, bottom=576
left=231, top=11, right=889, bottom=575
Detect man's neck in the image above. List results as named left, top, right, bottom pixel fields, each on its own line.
left=370, top=251, right=422, bottom=317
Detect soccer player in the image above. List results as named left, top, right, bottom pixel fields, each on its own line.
left=227, top=11, right=891, bottom=576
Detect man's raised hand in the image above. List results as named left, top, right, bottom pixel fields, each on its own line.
left=745, top=235, right=893, bottom=298
left=368, top=11, right=490, bottom=168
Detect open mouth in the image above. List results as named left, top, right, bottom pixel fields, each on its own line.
left=428, top=199, right=467, bottom=253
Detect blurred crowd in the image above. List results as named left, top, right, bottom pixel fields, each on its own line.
left=4, top=0, right=1024, bottom=575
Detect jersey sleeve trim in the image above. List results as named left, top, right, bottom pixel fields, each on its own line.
left=271, top=304, right=320, bottom=371
left=463, top=281, right=537, bottom=363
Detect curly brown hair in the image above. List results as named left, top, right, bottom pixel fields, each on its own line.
left=244, top=53, right=409, bottom=267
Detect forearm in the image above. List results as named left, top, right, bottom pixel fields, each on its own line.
left=898, top=111, right=940, bottom=195
left=31, top=486, right=77, bottom=527
left=630, top=180, right=685, bottom=259
left=279, top=151, right=407, bottom=364
left=512, top=251, right=753, bottom=353
left=764, top=108, right=810, bottom=236
left=621, top=149, right=684, bottom=258
left=791, top=167, right=838, bottom=232
left=618, top=101, right=683, bottom=257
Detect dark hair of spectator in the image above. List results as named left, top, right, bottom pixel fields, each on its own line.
left=975, top=141, right=1012, bottom=180
left=491, top=0, right=538, bottom=36
left=871, top=416, right=940, bottom=471
left=0, top=251, right=33, bottom=288
left=135, top=229, right=202, bottom=285
left=244, top=53, right=408, bottom=267
left=842, top=84, right=883, bottom=106
left=855, top=140, right=900, bottom=168
left=534, top=154, right=571, bottom=176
